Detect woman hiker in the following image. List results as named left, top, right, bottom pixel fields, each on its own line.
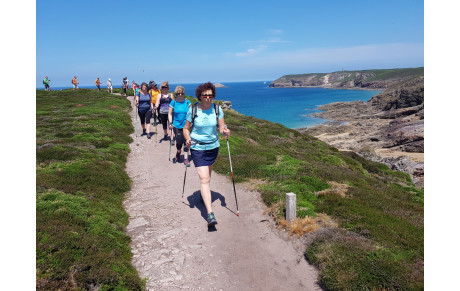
left=155, top=81, right=175, bottom=140
left=134, top=82, right=154, bottom=138
left=168, top=85, right=192, bottom=164
left=183, top=82, right=230, bottom=227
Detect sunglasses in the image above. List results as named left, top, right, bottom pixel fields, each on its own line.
left=176, top=93, right=184, bottom=96
left=201, top=94, right=214, bottom=98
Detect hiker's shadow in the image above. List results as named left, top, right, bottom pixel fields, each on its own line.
left=186, top=191, right=227, bottom=231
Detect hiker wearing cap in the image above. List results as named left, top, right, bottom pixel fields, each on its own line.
left=43, top=76, right=50, bottom=91
left=148, top=81, right=160, bottom=125
left=107, top=78, right=113, bottom=93
left=183, top=82, right=230, bottom=227
left=168, top=85, right=192, bottom=164
left=134, top=82, right=154, bottom=138
left=95, top=77, right=101, bottom=91
left=155, top=81, right=175, bottom=140
left=72, top=76, right=78, bottom=90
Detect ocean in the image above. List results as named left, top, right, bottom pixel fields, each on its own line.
left=41, top=82, right=381, bottom=129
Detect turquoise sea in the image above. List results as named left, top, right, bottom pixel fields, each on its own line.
left=42, top=81, right=381, bottom=129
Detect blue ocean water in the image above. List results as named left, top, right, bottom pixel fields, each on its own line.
left=178, top=82, right=381, bottom=129
left=42, top=82, right=381, bottom=129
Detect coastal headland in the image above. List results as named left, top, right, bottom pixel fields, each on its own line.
left=300, top=75, right=424, bottom=188
left=270, top=67, right=424, bottom=90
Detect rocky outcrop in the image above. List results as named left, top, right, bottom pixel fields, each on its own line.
left=270, top=67, right=424, bottom=90
left=300, top=77, right=424, bottom=188
left=214, top=83, right=226, bottom=88
left=220, top=100, right=232, bottom=109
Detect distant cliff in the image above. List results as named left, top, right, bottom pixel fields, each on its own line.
left=270, top=67, right=424, bottom=89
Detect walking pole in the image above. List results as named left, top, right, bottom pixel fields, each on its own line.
left=169, top=127, right=173, bottom=161
left=155, top=111, right=158, bottom=142
left=181, top=163, right=188, bottom=198
left=225, top=126, right=239, bottom=216
left=135, top=105, right=138, bottom=138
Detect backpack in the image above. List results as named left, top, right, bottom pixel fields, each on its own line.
left=190, top=103, right=220, bottom=132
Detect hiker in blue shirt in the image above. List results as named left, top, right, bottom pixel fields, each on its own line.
left=183, top=82, right=230, bottom=227
left=168, top=85, right=192, bottom=164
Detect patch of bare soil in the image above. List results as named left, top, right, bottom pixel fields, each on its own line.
left=123, top=97, right=321, bottom=290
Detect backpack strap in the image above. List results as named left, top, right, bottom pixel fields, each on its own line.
left=214, top=103, right=220, bottom=129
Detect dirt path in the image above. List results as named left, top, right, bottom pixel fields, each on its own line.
left=122, top=98, right=321, bottom=290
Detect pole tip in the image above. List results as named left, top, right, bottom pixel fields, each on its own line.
left=237, top=211, right=240, bottom=216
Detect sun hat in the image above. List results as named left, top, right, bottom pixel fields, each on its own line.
left=149, top=80, right=157, bottom=87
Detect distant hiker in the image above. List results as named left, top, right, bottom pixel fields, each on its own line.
left=43, top=76, right=50, bottom=91
left=134, top=82, right=140, bottom=96
left=155, top=81, right=175, bottom=140
left=134, top=82, right=154, bottom=138
left=107, top=78, right=113, bottom=93
left=72, top=76, right=78, bottom=90
left=122, top=77, right=129, bottom=96
left=148, top=81, right=160, bottom=125
left=183, top=82, right=230, bottom=227
left=95, top=77, right=101, bottom=91
left=168, top=85, right=192, bottom=164
left=132, top=81, right=138, bottom=97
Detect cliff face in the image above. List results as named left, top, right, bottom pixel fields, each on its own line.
left=270, top=68, right=424, bottom=89
left=301, top=76, right=424, bottom=187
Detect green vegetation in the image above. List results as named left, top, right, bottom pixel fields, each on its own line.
left=36, top=88, right=423, bottom=290
left=36, top=89, right=145, bottom=290
left=212, top=110, right=423, bottom=290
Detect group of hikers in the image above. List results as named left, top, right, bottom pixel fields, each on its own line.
left=133, top=80, right=232, bottom=226
left=41, top=75, right=231, bottom=227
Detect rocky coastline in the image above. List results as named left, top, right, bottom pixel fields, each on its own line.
left=299, top=76, right=424, bottom=188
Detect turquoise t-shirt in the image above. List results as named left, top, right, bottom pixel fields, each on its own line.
left=186, top=104, right=224, bottom=151
left=170, top=99, right=191, bottom=129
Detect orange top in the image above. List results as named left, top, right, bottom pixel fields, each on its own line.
left=72, top=78, right=77, bottom=85
left=149, top=89, right=160, bottom=104
left=95, top=79, right=100, bottom=85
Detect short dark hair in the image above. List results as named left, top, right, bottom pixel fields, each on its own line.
left=195, top=82, right=216, bottom=101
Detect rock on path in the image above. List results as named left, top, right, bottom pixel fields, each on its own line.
left=123, top=98, right=321, bottom=290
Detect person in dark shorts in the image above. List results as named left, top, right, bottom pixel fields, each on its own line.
left=168, top=85, right=192, bottom=163
left=183, top=82, right=230, bottom=227
left=43, top=76, right=50, bottom=91
left=155, top=81, right=174, bottom=140
left=134, top=82, right=154, bottom=138
left=122, top=77, right=129, bottom=96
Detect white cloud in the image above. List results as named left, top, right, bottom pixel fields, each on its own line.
left=235, top=45, right=267, bottom=57
left=235, top=43, right=424, bottom=68
left=267, top=29, right=283, bottom=35
left=242, top=37, right=291, bottom=44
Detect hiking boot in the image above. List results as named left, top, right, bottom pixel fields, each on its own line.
left=207, top=212, right=217, bottom=227
left=176, top=152, right=180, bottom=162
left=147, top=132, right=152, bottom=139
left=164, top=134, right=168, bottom=140
left=141, top=130, right=147, bottom=136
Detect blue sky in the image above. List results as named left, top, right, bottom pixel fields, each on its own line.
left=36, top=0, right=424, bottom=87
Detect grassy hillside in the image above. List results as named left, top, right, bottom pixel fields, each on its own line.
left=36, top=89, right=145, bottom=290
left=36, top=89, right=423, bottom=290
left=212, top=110, right=424, bottom=290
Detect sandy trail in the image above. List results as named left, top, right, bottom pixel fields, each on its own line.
left=123, top=98, right=321, bottom=290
